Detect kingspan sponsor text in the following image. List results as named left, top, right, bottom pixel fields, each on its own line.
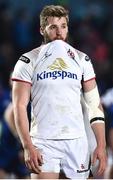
left=37, top=70, right=78, bottom=80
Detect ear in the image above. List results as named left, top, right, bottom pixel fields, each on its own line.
left=40, top=27, right=44, bottom=35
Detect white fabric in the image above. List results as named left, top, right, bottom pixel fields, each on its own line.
left=31, top=136, right=90, bottom=179
left=81, top=96, right=99, bottom=176
left=12, top=40, right=95, bottom=139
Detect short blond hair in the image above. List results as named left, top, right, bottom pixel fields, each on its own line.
left=40, top=5, right=69, bottom=29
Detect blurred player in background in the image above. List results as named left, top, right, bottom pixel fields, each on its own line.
left=0, top=75, right=30, bottom=179
left=101, top=88, right=113, bottom=179
left=12, top=5, right=106, bottom=179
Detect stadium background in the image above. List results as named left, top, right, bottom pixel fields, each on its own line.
left=0, top=0, right=113, bottom=178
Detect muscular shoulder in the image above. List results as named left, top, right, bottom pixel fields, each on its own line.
left=65, top=41, right=89, bottom=62
left=75, top=48, right=89, bottom=62
left=22, top=45, right=43, bottom=63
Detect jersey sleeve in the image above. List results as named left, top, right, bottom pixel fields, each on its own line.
left=82, top=54, right=95, bottom=81
left=12, top=54, right=33, bottom=84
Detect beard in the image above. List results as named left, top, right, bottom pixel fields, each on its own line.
left=43, top=32, right=69, bottom=44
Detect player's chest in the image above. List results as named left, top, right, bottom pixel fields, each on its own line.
left=33, top=56, right=83, bottom=82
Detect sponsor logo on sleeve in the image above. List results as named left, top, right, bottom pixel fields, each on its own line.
left=19, top=55, right=30, bottom=63
left=85, top=55, right=91, bottom=61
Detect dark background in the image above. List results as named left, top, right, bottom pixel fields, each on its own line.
left=0, top=0, right=113, bottom=93
left=0, top=0, right=113, bottom=178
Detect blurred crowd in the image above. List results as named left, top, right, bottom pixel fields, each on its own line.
left=0, top=0, right=113, bottom=178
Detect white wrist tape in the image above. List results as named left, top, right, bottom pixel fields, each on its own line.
left=84, top=86, right=105, bottom=124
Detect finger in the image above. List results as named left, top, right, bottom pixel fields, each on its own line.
left=97, top=166, right=104, bottom=176
left=25, top=158, right=42, bottom=174
left=97, top=158, right=106, bottom=175
left=25, top=160, right=33, bottom=171
left=97, top=161, right=102, bottom=175
left=92, top=153, right=97, bottom=165
left=30, top=160, right=42, bottom=174
left=32, top=155, right=43, bottom=172
left=38, top=155, right=44, bottom=165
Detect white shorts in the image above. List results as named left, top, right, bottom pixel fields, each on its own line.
left=31, top=136, right=90, bottom=179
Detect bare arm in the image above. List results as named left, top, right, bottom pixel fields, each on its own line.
left=4, top=102, right=17, bottom=137
left=12, top=81, right=32, bottom=148
left=83, top=79, right=106, bottom=176
left=12, top=81, right=43, bottom=173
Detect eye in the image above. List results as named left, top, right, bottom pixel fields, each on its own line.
left=50, top=25, right=56, bottom=30
left=62, top=25, right=67, bottom=29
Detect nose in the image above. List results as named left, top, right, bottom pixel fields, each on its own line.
left=56, top=27, right=61, bottom=35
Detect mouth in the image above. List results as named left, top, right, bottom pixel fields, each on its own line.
left=54, top=36, right=64, bottom=40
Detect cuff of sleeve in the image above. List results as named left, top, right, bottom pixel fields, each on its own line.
left=91, top=120, right=105, bottom=125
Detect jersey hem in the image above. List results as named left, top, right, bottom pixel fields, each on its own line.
left=11, top=78, right=32, bottom=85
left=83, top=77, right=95, bottom=82
left=30, top=133, right=85, bottom=140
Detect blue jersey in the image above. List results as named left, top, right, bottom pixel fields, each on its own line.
left=0, top=119, right=29, bottom=178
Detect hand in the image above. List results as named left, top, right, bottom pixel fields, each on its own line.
left=91, top=146, right=107, bottom=176
left=24, top=145, right=43, bottom=174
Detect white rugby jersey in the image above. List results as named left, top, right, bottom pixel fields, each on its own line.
left=12, top=40, right=95, bottom=139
